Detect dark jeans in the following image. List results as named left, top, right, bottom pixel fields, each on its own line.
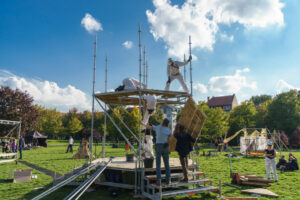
left=66, top=144, right=73, bottom=153
left=19, top=148, right=23, bottom=159
left=179, top=155, right=188, bottom=180
left=155, top=143, right=170, bottom=181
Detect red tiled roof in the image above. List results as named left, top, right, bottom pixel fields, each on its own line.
left=207, top=95, right=235, bottom=107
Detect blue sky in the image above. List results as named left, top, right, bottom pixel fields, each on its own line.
left=0, top=0, right=299, bottom=112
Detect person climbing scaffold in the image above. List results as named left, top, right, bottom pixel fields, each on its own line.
left=165, top=56, right=192, bottom=93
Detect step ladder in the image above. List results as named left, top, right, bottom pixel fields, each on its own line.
left=142, top=169, right=218, bottom=200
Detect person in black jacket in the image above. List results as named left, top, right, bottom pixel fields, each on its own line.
left=276, top=155, right=287, bottom=169
left=174, top=124, right=195, bottom=182
left=285, top=153, right=299, bottom=171
left=18, top=136, right=25, bottom=159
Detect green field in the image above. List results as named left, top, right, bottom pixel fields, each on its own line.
left=0, top=140, right=299, bottom=200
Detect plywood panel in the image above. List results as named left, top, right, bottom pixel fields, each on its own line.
left=169, top=97, right=206, bottom=152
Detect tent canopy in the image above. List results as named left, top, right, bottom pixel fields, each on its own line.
left=25, top=131, right=47, bottom=139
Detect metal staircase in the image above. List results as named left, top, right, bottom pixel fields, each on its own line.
left=142, top=168, right=218, bottom=200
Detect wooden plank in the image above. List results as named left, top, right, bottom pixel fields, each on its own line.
left=241, top=181, right=270, bottom=187
left=241, top=188, right=279, bottom=198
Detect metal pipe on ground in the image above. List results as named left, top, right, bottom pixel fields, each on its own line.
left=32, top=162, right=101, bottom=200
left=64, top=157, right=114, bottom=200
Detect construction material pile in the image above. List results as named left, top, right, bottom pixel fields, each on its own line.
left=73, top=138, right=92, bottom=159
left=232, top=173, right=274, bottom=187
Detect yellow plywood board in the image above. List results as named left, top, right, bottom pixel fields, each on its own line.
left=169, top=97, right=206, bottom=152
left=241, top=188, right=279, bottom=198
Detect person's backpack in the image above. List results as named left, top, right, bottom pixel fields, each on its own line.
left=115, top=85, right=125, bottom=92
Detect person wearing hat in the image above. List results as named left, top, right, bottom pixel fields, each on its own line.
left=164, top=56, right=192, bottom=93
left=265, top=141, right=278, bottom=182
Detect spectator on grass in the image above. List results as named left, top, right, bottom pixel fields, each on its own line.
left=11, top=139, right=17, bottom=153
left=146, top=118, right=172, bottom=185
left=285, top=153, right=299, bottom=171
left=276, top=155, right=287, bottom=170
left=265, top=141, right=278, bottom=182
left=174, top=124, right=195, bottom=182
left=18, top=136, right=25, bottom=159
left=66, top=136, right=74, bottom=153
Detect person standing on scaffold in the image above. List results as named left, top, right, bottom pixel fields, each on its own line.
left=164, top=56, right=192, bottom=93
left=141, top=94, right=157, bottom=159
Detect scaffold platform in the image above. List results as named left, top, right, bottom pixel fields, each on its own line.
left=95, top=89, right=189, bottom=105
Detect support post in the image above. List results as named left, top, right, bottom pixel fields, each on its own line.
left=17, top=121, right=21, bottom=160
left=184, top=54, right=186, bottom=81
left=189, top=36, right=193, bottom=97
left=102, top=56, right=108, bottom=158
left=138, top=24, right=142, bottom=194
left=90, top=35, right=97, bottom=163
left=143, top=46, right=146, bottom=86
left=146, top=61, right=148, bottom=88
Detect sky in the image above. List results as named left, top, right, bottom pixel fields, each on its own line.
left=0, top=0, right=300, bottom=112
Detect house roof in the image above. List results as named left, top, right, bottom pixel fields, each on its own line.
left=207, top=95, right=235, bottom=107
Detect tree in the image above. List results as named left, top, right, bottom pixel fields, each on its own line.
left=250, top=95, right=272, bottom=106
left=255, top=99, right=272, bottom=128
left=78, top=110, right=92, bottom=129
left=149, top=106, right=164, bottom=126
left=123, top=106, right=140, bottom=138
left=36, top=106, right=63, bottom=138
left=0, top=86, right=39, bottom=136
left=107, top=108, right=123, bottom=140
left=66, top=117, right=83, bottom=136
left=267, top=90, right=300, bottom=136
left=228, top=101, right=257, bottom=135
left=197, top=103, right=229, bottom=139
left=62, top=108, right=83, bottom=136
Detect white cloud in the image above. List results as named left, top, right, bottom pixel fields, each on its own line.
left=0, top=70, right=91, bottom=112
left=81, top=13, right=103, bottom=33
left=275, top=80, right=299, bottom=94
left=209, top=68, right=256, bottom=93
left=220, top=33, right=234, bottom=42
left=193, top=83, right=208, bottom=94
left=146, top=0, right=284, bottom=58
left=123, top=41, right=133, bottom=49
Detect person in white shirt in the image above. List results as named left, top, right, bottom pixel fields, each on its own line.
left=115, top=78, right=147, bottom=91
left=66, top=136, right=74, bottom=153
left=124, top=78, right=147, bottom=90
left=164, top=56, right=192, bottom=93
left=141, top=94, right=157, bottom=158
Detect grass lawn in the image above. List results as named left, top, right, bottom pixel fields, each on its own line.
left=0, top=140, right=299, bottom=199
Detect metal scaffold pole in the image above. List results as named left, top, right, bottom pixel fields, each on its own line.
left=146, top=61, right=148, bottom=88
left=138, top=24, right=142, bottom=194
left=143, top=46, right=146, bottom=86
left=90, top=35, right=97, bottom=163
left=189, top=36, right=193, bottom=97
left=102, top=56, right=108, bottom=158
left=184, top=54, right=186, bottom=81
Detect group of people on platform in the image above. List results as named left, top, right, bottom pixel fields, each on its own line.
left=144, top=118, right=195, bottom=185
